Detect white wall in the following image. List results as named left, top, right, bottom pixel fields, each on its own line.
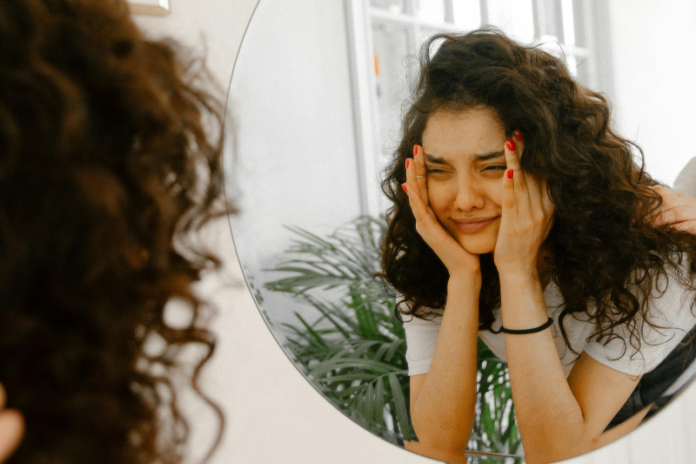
left=226, top=0, right=364, bottom=330
left=133, top=1, right=696, bottom=464
left=608, top=0, right=696, bottom=186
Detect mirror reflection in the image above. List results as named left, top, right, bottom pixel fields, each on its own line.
left=226, top=1, right=696, bottom=462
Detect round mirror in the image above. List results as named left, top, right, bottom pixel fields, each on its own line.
left=224, top=0, right=696, bottom=462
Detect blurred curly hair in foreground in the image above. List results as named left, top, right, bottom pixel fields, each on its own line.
left=0, top=0, right=231, bottom=462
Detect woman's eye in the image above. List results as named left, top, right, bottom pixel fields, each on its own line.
left=483, top=165, right=507, bottom=172
left=426, top=168, right=447, bottom=174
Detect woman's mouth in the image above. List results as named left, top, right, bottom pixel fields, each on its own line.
left=452, top=216, right=499, bottom=234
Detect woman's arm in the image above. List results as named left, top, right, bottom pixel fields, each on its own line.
left=402, top=145, right=482, bottom=460
left=499, top=275, right=642, bottom=463
left=494, top=137, right=643, bottom=464
left=408, top=273, right=481, bottom=462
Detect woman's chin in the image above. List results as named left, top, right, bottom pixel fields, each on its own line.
left=449, top=219, right=500, bottom=256
left=457, top=236, right=497, bottom=255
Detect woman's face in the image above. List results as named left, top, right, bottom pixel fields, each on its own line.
left=421, top=106, right=507, bottom=255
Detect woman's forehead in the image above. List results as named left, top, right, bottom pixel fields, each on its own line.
left=422, top=107, right=506, bottom=160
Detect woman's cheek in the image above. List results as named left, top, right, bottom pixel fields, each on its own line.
left=427, top=186, right=450, bottom=221
left=485, top=177, right=505, bottom=208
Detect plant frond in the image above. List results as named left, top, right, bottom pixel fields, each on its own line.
left=262, top=215, right=519, bottom=453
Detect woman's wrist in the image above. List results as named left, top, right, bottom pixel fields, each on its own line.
left=499, top=271, right=548, bottom=329
left=497, top=266, right=540, bottom=285
left=499, top=270, right=543, bottom=300
left=448, top=269, right=482, bottom=292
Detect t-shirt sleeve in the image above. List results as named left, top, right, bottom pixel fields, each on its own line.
left=583, top=261, right=696, bottom=376
left=403, top=313, right=442, bottom=376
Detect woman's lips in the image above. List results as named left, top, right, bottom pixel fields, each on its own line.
left=453, top=217, right=498, bottom=234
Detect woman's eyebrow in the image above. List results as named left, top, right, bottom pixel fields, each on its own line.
left=424, top=153, right=447, bottom=164
left=424, top=150, right=505, bottom=163
left=472, top=150, right=505, bottom=161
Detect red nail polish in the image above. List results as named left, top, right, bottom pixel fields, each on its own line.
left=413, top=144, right=418, bottom=157
left=405, top=159, right=410, bottom=169
left=506, top=140, right=516, bottom=151
left=513, top=130, right=524, bottom=141
left=402, top=183, right=408, bottom=193
left=507, top=169, right=514, bottom=180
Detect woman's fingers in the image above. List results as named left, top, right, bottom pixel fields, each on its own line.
left=500, top=130, right=554, bottom=235
left=404, top=157, right=454, bottom=245
left=512, top=132, right=541, bottom=208
left=504, top=137, right=532, bottom=215
left=404, top=157, right=431, bottom=225
left=0, top=411, right=24, bottom=463
left=0, top=384, right=24, bottom=463
left=402, top=179, right=449, bottom=252
left=413, top=144, right=428, bottom=203
left=402, top=182, right=427, bottom=223
left=496, top=130, right=555, bottom=274
left=502, top=167, right=516, bottom=218
left=504, top=137, right=522, bottom=171
left=403, top=161, right=480, bottom=274
left=540, top=178, right=555, bottom=218
left=539, top=178, right=555, bottom=239
left=541, top=178, right=554, bottom=212
left=511, top=129, right=525, bottom=160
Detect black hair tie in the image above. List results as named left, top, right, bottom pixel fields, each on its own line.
left=500, top=317, right=553, bottom=335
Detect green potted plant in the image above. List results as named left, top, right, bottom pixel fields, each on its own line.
left=263, top=216, right=521, bottom=455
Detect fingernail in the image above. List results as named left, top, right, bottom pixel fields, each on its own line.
left=513, top=130, right=524, bottom=141
left=402, top=183, right=408, bottom=193
left=506, top=140, right=516, bottom=151
left=507, top=169, right=514, bottom=180
left=413, top=144, right=418, bottom=157
left=405, top=159, right=410, bottom=169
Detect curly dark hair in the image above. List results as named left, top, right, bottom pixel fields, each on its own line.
left=381, top=29, right=696, bottom=358
left=0, top=0, right=231, bottom=463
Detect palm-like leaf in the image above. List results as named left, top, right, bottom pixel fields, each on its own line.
left=263, top=215, right=520, bottom=453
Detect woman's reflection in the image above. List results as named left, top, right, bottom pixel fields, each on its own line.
left=380, top=29, right=696, bottom=464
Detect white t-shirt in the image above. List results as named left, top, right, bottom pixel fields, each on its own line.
left=404, top=259, right=696, bottom=378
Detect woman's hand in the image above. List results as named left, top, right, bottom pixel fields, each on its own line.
left=653, top=185, right=696, bottom=233
left=0, top=383, right=23, bottom=463
left=402, top=144, right=481, bottom=278
left=493, top=133, right=554, bottom=278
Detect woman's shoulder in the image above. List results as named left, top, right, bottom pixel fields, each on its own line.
left=640, top=250, right=694, bottom=298
left=645, top=252, right=695, bottom=326
left=401, top=306, right=444, bottom=326
left=397, top=294, right=445, bottom=325
left=583, top=251, right=696, bottom=375
left=401, top=304, right=443, bottom=376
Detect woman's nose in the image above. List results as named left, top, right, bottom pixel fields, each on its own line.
left=453, top=181, right=486, bottom=211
